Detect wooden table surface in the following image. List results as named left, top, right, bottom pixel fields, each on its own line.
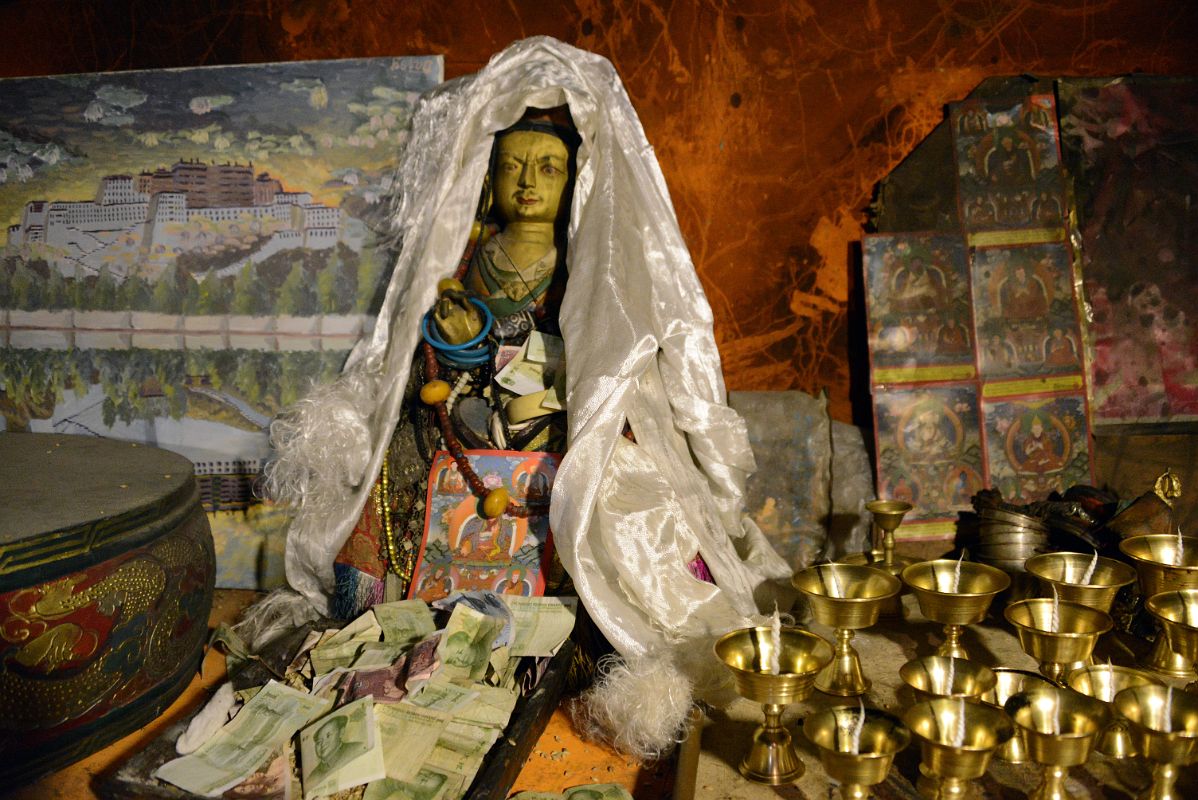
left=6, top=589, right=674, bottom=800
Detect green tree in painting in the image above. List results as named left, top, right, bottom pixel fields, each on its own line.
left=92, top=266, right=118, bottom=311
left=9, top=263, right=40, bottom=309
left=356, top=248, right=382, bottom=313
left=276, top=261, right=314, bottom=315
left=120, top=274, right=152, bottom=310
left=152, top=266, right=181, bottom=313
left=43, top=269, right=69, bottom=310
left=195, top=269, right=229, bottom=314
left=231, top=261, right=267, bottom=316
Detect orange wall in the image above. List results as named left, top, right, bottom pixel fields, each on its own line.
left=2, top=0, right=1195, bottom=421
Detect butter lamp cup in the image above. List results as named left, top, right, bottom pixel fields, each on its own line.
left=1004, top=685, right=1108, bottom=800
left=902, top=560, right=1011, bottom=661
left=902, top=697, right=1013, bottom=800
left=1120, top=535, right=1198, bottom=678
left=714, top=626, right=834, bottom=785
left=864, top=499, right=913, bottom=570
left=1066, top=664, right=1161, bottom=758
left=1025, top=552, right=1136, bottom=614
left=1004, top=598, right=1113, bottom=685
left=793, top=564, right=901, bottom=696
left=980, top=668, right=1056, bottom=764
left=803, top=707, right=910, bottom=800
left=1113, top=685, right=1198, bottom=800
left=1145, top=589, right=1198, bottom=690
left=899, top=656, right=996, bottom=705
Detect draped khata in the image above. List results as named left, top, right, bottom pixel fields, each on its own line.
left=261, top=36, right=795, bottom=758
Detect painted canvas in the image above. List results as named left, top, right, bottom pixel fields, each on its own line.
left=0, top=56, right=443, bottom=588
left=970, top=242, right=1084, bottom=381
left=873, top=383, right=984, bottom=528
left=981, top=391, right=1092, bottom=503
left=863, top=233, right=975, bottom=385
left=1059, top=78, right=1198, bottom=426
left=409, top=450, right=559, bottom=603
left=951, top=95, right=1067, bottom=246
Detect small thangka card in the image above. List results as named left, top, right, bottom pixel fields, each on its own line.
left=409, top=449, right=560, bottom=604
left=863, top=233, right=976, bottom=385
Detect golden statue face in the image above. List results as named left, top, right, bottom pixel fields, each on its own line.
left=492, top=129, right=570, bottom=224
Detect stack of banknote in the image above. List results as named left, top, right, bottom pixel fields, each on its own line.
left=155, top=592, right=579, bottom=800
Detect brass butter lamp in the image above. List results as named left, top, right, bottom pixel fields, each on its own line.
left=845, top=500, right=915, bottom=617
left=714, top=625, right=833, bottom=785
left=1005, top=598, right=1113, bottom=685
left=1067, top=664, right=1161, bottom=758
left=1025, top=552, right=1137, bottom=614
left=792, top=563, right=901, bottom=696
left=980, top=668, right=1056, bottom=764
left=1004, top=685, right=1108, bottom=800
left=1119, top=534, right=1198, bottom=679
left=1145, top=589, right=1198, bottom=692
left=803, top=706, right=910, bottom=800
left=903, top=697, right=1013, bottom=799
left=1113, top=684, right=1198, bottom=800
left=899, top=655, right=996, bottom=704
left=902, top=559, right=1010, bottom=661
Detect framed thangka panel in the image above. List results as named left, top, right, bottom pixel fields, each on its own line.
left=1059, top=77, right=1198, bottom=427
left=981, top=392, right=1091, bottom=504
left=409, top=450, right=560, bottom=603
left=952, top=94, right=1067, bottom=247
left=0, top=57, right=444, bottom=589
left=873, top=384, right=984, bottom=525
left=864, top=234, right=975, bottom=385
left=970, top=243, right=1084, bottom=382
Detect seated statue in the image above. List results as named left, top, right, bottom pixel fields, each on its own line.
left=263, top=38, right=794, bottom=761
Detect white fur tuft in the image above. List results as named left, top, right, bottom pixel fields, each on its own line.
left=572, top=652, right=695, bottom=762
left=263, top=369, right=378, bottom=514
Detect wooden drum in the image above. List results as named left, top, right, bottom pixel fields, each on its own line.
left=0, top=433, right=215, bottom=785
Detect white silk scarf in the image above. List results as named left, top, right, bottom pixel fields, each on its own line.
left=268, top=35, right=794, bottom=698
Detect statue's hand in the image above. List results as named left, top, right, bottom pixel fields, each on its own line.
left=433, top=290, right=484, bottom=344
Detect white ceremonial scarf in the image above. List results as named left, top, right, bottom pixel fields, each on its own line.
left=265, top=36, right=795, bottom=752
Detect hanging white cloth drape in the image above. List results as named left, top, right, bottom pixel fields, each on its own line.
left=265, top=36, right=794, bottom=756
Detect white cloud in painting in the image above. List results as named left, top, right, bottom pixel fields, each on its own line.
left=278, top=77, right=328, bottom=109
left=189, top=94, right=235, bottom=115
left=95, top=84, right=148, bottom=111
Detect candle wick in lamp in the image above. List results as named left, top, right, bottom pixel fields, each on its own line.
left=952, top=551, right=964, bottom=594
left=768, top=603, right=781, bottom=675
left=852, top=698, right=865, bottom=755
left=1082, top=549, right=1098, bottom=585
left=1050, top=585, right=1060, bottom=634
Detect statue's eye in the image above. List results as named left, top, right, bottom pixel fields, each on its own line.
left=541, top=164, right=560, bottom=177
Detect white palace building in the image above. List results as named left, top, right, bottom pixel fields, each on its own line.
left=6, top=160, right=342, bottom=274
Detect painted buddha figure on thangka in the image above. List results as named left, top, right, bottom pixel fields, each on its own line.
left=329, top=108, right=579, bottom=617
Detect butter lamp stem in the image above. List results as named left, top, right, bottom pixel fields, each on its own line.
left=1031, top=764, right=1070, bottom=800
left=1144, top=762, right=1180, bottom=800
left=938, top=624, right=968, bottom=661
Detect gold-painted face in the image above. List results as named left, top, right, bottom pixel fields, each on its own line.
left=492, top=129, right=570, bottom=224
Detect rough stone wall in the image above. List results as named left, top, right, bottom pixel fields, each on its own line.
left=1, top=0, right=1196, bottom=422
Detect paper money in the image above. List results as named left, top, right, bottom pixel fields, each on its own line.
left=156, top=681, right=331, bottom=797
left=343, top=659, right=408, bottom=705
left=361, top=767, right=461, bottom=800
left=433, top=591, right=514, bottom=647
left=322, top=609, right=382, bottom=648
left=437, top=605, right=502, bottom=682
left=284, top=630, right=325, bottom=677
left=404, top=632, right=442, bottom=694
left=423, top=719, right=498, bottom=791
left=220, top=745, right=290, bottom=800
left=374, top=702, right=449, bottom=782
left=503, top=595, right=577, bottom=657
left=299, top=696, right=386, bottom=799
left=374, top=599, right=437, bottom=647
left=451, top=683, right=518, bottom=730
left=404, top=678, right=480, bottom=715
left=310, top=639, right=405, bottom=677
